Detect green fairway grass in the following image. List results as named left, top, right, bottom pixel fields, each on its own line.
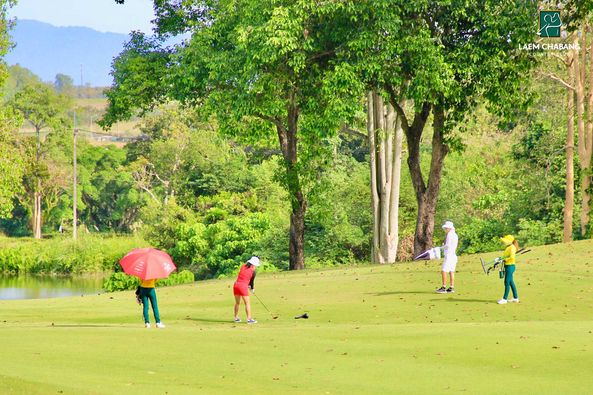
left=1, top=240, right=592, bottom=394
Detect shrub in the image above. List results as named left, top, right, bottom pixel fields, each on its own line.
left=0, top=234, right=146, bottom=275
left=517, top=219, right=562, bottom=247
left=102, top=272, right=140, bottom=292
left=102, top=270, right=195, bottom=292
left=144, top=191, right=273, bottom=279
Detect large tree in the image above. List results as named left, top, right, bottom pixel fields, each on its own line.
left=343, top=1, right=539, bottom=255
left=0, top=0, right=15, bottom=87
left=367, top=91, right=405, bottom=263
left=103, top=1, right=361, bottom=269
left=0, top=108, right=23, bottom=218
left=541, top=0, right=593, bottom=239
left=0, top=1, right=23, bottom=218
left=10, top=83, right=72, bottom=238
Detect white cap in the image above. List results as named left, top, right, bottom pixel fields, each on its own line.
left=247, top=256, right=260, bottom=266
left=442, top=221, right=454, bottom=229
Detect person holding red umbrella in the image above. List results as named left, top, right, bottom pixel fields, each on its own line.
left=233, top=256, right=260, bottom=324
left=138, top=278, right=165, bottom=328
left=120, top=248, right=176, bottom=329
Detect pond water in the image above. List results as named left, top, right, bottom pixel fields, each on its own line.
left=0, top=276, right=105, bottom=300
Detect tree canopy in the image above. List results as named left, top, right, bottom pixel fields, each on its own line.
left=103, top=0, right=366, bottom=269
left=331, top=0, right=540, bottom=254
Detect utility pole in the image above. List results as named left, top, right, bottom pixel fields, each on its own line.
left=73, top=112, right=78, bottom=241
left=79, top=64, right=84, bottom=99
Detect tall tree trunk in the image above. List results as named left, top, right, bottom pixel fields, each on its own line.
left=575, top=28, right=592, bottom=236
left=368, top=91, right=404, bottom=263
left=389, top=85, right=447, bottom=257
left=288, top=188, right=306, bottom=270
left=564, top=56, right=575, bottom=242
left=277, top=94, right=305, bottom=270
left=411, top=107, right=449, bottom=255
left=544, top=33, right=577, bottom=241
left=34, top=127, right=42, bottom=239
left=368, top=92, right=381, bottom=262
left=34, top=187, right=42, bottom=239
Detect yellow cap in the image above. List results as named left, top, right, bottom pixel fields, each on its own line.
left=500, top=235, right=515, bottom=245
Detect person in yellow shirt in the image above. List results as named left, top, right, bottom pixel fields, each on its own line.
left=138, top=278, right=165, bottom=328
left=497, top=235, right=519, bottom=305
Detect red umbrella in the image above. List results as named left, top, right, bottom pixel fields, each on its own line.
left=119, top=248, right=177, bottom=280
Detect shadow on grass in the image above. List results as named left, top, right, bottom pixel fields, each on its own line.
left=184, top=317, right=232, bottom=324
left=429, top=298, right=492, bottom=303
left=371, top=291, right=437, bottom=296
left=48, top=324, right=130, bottom=328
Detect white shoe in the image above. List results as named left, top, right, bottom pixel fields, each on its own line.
left=156, top=322, right=166, bottom=328
left=145, top=323, right=151, bottom=328
left=510, top=298, right=519, bottom=303
left=233, top=317, right=241, bottom=323
left=497, top=299, right=508, bottom=304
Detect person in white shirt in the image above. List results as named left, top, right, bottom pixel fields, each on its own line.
left=436, top=221, right=458, bottom=294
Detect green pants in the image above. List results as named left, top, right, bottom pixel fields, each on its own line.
left=503, top=264, right=518, bottom=300
left=139, top=287, right=161, bottom=324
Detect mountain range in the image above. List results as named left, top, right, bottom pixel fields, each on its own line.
left=5, top=19, right=129, bottom=87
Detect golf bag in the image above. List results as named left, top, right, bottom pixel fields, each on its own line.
left=414, top=246, right=443, bottom=261
left=480, top=257, right=505, bottom=276
left=135, top=286, right=142, bottom=305
left=480, top=248, right=531, bottom=277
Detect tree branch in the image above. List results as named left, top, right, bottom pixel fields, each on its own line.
left=542, top=71, right=575, bottom=91
left=384, top=85, right=410, bottom=134
left=255, top=112, right=286, bottom=133
left=340, top=124, right=366, bottom=139
left=550, top=52, right=572, bottom=67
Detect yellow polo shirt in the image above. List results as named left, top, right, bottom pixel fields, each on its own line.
left=503, top=244, right=517, bottom=265
left=141, top=279, right=156, bottom=288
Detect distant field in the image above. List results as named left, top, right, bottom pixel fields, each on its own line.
left=76, top=98, right=109, bottom=110
left=0, top=239, right=592, bottom=394
left=18, top=97, right=142, bottom=142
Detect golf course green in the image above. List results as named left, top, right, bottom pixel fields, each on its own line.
left=1, top=240, right=592, bottom=394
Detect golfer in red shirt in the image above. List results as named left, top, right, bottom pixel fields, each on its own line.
left=233, top=256, right=260, bottom=324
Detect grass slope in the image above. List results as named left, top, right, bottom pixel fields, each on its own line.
left=1, top=240, right=592, bottom=394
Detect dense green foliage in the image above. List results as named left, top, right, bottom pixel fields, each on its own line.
left=0, top=107, right=23, bottom=218
left=0, top=0, right=15, bottom=87
left=0, top=60, right=583, bottom=274
left=103, top=0, right=372, bottom=270
left=0, top=4, right=589, bottom=276
left=0, top=234, right=146, bottom=274
left=102, top=269, right=194, bottom=292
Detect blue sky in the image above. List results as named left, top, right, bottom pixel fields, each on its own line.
left=9, top=0, right=155, bottom=34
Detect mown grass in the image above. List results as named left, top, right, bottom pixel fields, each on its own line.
left=0, top=239, right=592, bottom=394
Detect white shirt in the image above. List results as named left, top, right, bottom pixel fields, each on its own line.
left=443, top=229, right=458, bottom=264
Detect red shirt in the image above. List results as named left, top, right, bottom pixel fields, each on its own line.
left=235, top=264, right=255, bottom=285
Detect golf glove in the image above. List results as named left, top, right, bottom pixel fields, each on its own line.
left=250, top=288, right=255, bottom=294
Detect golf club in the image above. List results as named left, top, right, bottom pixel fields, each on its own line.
left=480, top=248, right=532, bottom=275
left=253, top=292, right=278, bottom=319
